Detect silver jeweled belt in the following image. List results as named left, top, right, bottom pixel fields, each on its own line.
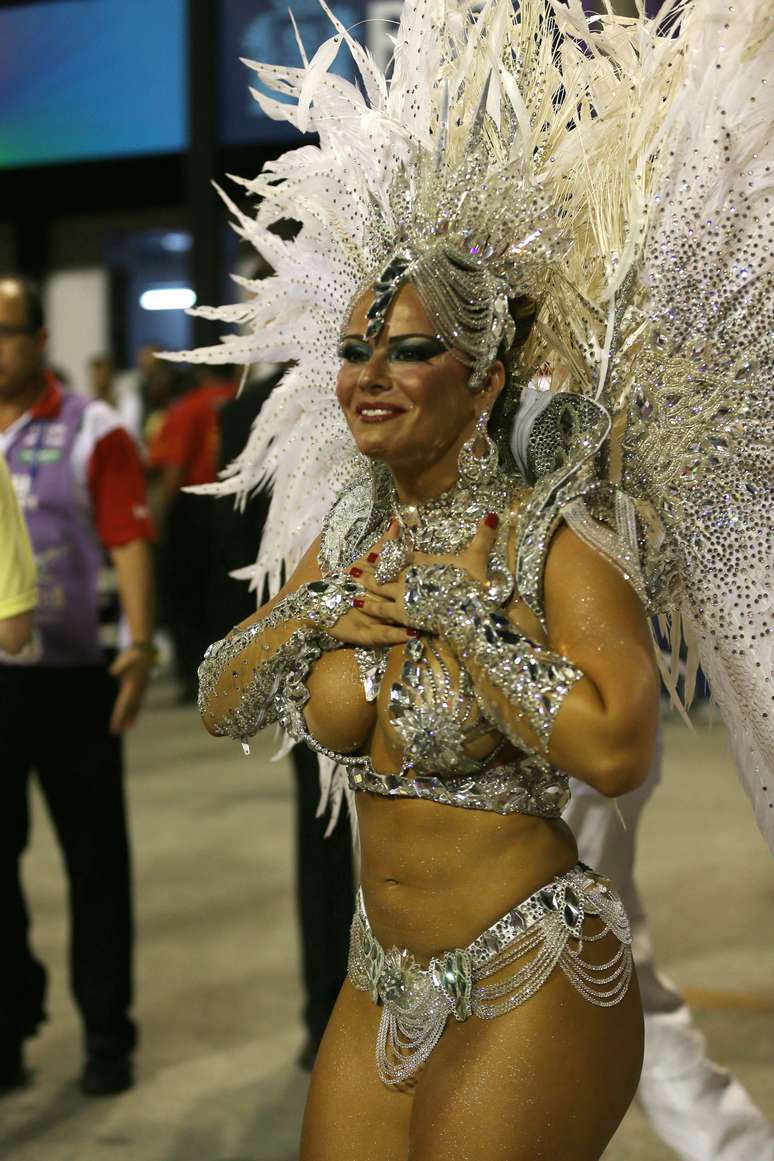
left=347, top=863, right=632, bottom=1086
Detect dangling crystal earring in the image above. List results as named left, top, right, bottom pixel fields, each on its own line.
left=458, top=410, right=499, bottom=484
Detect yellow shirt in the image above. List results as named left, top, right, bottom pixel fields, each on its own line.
left=0, top=453, right=37, bottom=618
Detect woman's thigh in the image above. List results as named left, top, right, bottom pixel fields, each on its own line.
left=300, top=979, right=414, bottom=1161
left=409, top=951, right=644, bottom=1161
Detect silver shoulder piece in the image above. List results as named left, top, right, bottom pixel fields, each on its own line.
left=318, top=458, right=393, bottom=577
left=561, top=487, right=650, bottom=610
left=516, top=394, right=611, bottom=629
left=318, top=460, right=394, bottom=705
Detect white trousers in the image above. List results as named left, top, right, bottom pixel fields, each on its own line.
left=565, top=741, right=774, bottom=1161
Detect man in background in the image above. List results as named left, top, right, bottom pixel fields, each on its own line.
left=88, top=353, right=115, bottom=406
left=0, top=276, right=155, bottom=1096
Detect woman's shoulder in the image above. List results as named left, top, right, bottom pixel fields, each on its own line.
left=514, top=475, right=650, bottom=628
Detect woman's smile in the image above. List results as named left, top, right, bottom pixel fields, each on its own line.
left=354, top=400, right=409, bottom=423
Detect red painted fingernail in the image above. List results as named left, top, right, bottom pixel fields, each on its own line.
left=406, top=628, right=419, bottom=637
left=350, top=567, right=363, bottom=577
left=353, top=598, right=365, bottom=608
left=387, top=517, right=395, bottom=528
left=367, top=552, right=379, bottom=563
left=484, top=512, right=499, bottom=529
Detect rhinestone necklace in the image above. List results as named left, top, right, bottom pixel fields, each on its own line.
left=394, top=471, right=514, bottom=554
left=374, top=468, right=518, bottom=595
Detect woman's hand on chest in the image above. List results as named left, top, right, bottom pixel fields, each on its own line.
left=302, top=531, right=419, bottom=755
left=324, top=532, right=419, bottom=649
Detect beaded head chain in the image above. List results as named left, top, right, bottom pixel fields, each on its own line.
left=354, top=142, right=571, bottom=390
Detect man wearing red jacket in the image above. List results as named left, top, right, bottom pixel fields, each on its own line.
left=0, top=277, right=155, bottom=1096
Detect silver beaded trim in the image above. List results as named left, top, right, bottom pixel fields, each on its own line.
left=347, top=757, right=569, bottom=818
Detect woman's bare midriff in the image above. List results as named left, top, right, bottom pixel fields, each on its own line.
left=356, top=791, right=579, bottom=960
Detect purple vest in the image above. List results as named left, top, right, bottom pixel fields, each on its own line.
left=3, top=391, right=112, bottom=667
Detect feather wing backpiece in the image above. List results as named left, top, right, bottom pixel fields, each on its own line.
left=168, top=0, right=773, bottom=851
left=549, top=0, right=773, bottom=848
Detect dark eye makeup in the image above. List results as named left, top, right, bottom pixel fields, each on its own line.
left=390, top=337, right=448, bottom=361
left=338, top=338, right=371, bottom=363
left=338, top=334, right=448, bottom=364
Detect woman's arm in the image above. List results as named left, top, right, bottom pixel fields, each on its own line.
left=199, top=535, right=334, bottom=737
left=0, top=610, right=34, bottom=655
left=529, top=524, right=659, bottom=792
left=200, top=535, right=414, bottom=740
left=423, top=525, right=659, bottom=795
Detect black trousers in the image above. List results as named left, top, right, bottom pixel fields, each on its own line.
left=291, top=744, right=355, bottom=1045
left=0, top=667, right=136, bottom=1058
left=158, top=492, right=217, bottom=697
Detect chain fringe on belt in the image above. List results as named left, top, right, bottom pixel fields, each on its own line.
left=347, top=863, right=633, bottom=1087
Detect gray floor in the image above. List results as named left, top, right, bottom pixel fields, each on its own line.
left=1, top=679, right=772, bottom=1160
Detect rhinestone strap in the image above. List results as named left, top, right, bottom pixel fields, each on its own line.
left=561, top=489, right=649, bottom=610
left=347, top=864, right=632, bottom=1086
left=347, top=757, right=570, bottom=817
left=515, top=394, right=612, bottom=628
left=403, top=564, right=583, bottom=752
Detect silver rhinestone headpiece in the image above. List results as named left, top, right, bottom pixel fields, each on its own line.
left=356, top=144, right=572, bottom=389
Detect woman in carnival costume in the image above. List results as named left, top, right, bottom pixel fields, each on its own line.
left=184, top=0, right=773, bottom=1156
